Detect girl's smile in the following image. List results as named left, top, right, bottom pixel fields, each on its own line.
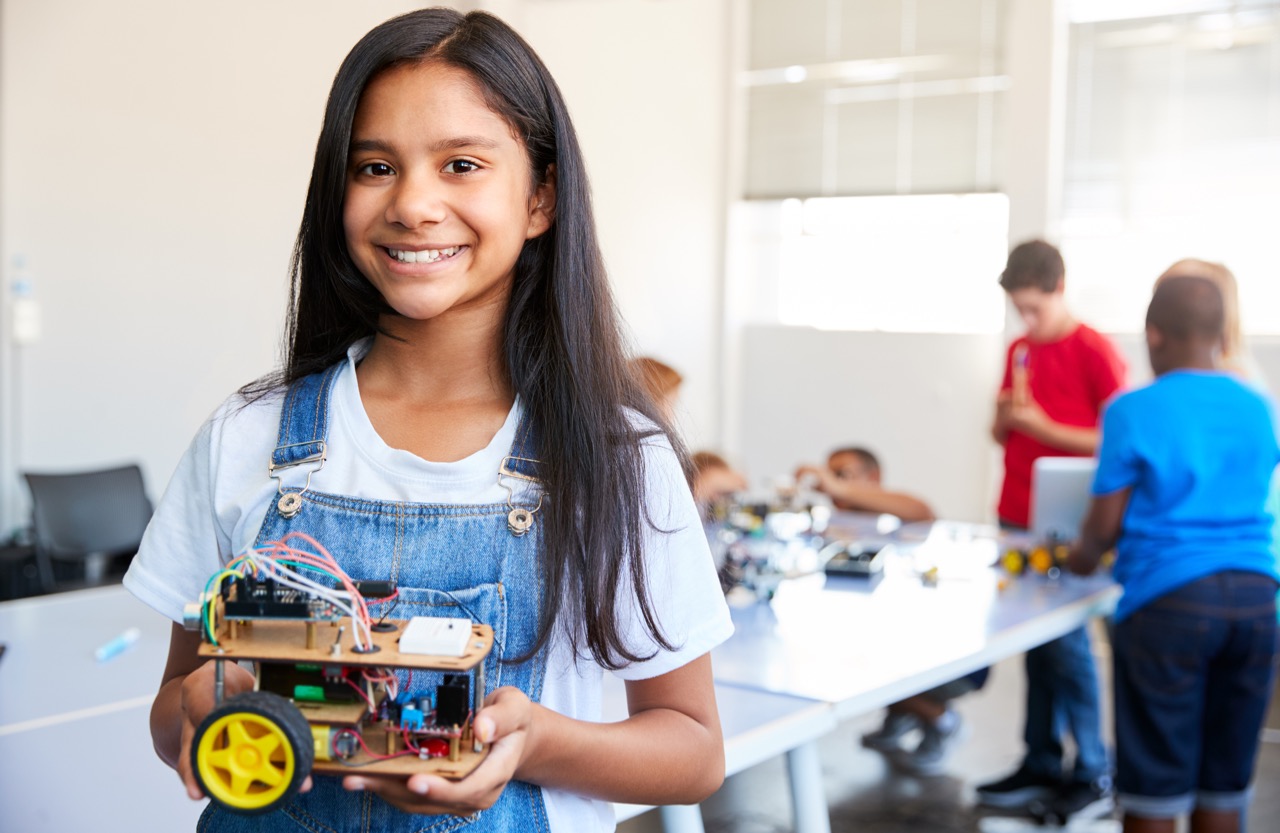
left=344, top=62, right=554, bottom=324
left=384, top=245, right=466, bottom=266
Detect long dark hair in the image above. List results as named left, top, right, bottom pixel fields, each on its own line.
left=248, top=8, right=684, bottom=669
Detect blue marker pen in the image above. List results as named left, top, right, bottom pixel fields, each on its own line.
left=95, top=627, right=141, bottom=662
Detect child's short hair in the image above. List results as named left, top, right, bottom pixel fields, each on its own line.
left=1147, top=275, right=1225, bottom=343
left=691, top=450, right=730, bottom=475
left=999, top=239, right=1064, bottom=293
left=828, top=447, right=881, bottom=478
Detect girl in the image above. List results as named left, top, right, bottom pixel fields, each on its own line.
left=125, top=8, right=732, bottom=832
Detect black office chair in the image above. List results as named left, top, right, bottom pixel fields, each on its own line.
left=23, top=464, right=153, bottom=593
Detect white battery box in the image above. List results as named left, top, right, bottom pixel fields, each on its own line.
left=399, top=616, right=473, bottom=657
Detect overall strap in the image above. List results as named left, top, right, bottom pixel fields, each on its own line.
left=500, top=410, right=542, bottom=483
left=270, top=362, right=343, bottom=474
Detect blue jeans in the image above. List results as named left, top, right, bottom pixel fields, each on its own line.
left=1112, top=570, right=1278, bottom=818
left=1022, top=625, right=1110, bottom=783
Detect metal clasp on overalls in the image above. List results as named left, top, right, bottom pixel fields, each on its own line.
left=499, top=455, right=542, bottom=536
left=268, top=441, right=327, bottom=519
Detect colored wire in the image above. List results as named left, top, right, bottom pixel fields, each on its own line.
left=344, top=677, right=375, bottom=711
left=206, top=533, right=377, bottom=650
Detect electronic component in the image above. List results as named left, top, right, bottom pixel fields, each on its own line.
left=339, top=579, right=397, bottom=599
left=401, top=704, right=425, bottom=731
left=399, top=616, right=472, bottom=657
left=224, top=575, right=316, bottom=619
left=435, top=674, right=471, bottom=726
left=822, top=541, right=888, bottom=577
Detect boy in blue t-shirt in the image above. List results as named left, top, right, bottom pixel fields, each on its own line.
left=1070, top=275, right=1280, bottom=833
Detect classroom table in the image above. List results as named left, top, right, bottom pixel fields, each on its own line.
left=712, top=519, right=1118, bottom=721
left=705, top=517, right=1119, bottom=833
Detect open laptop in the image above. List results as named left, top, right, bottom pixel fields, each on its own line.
left=1030, top=457, right=1098, bottom=542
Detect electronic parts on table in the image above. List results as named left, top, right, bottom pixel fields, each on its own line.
left=820, top=540, right=888, bottom=577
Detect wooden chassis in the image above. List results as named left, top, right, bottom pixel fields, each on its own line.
left=198, top=615, right=494, bottom=779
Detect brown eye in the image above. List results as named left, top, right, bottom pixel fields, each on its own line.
left=357, top=162, right=394, bottom=177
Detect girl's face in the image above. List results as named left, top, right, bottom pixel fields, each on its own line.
left=343, top=62, right=554, bottom=324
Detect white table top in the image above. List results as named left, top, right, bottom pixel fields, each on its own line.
left=0, top=584, right=173, bottom=728
left=711, top=520, right=1118, bottom=719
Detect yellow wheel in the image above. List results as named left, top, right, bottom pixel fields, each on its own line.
left=192, top=690, right=313, bottom=815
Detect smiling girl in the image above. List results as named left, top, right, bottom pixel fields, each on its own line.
left=125, top=9, right=732, bottom=832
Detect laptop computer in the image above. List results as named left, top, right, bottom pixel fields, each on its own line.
left=1030, top=457, right=1098, bottom=542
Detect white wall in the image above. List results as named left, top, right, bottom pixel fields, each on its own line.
left=510, top=0, right=732, bottom=449
left=0, top=0, right=732, bottom=531
left=736, top=326, right=1004, bottom=522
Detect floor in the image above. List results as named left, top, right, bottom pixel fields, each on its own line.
left=621, top=624, right=1280, bottom=833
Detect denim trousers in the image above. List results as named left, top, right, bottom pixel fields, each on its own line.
left=1022, top=625, right=1110, bottom=782
left=1112, top=570, right=1278, bottom=817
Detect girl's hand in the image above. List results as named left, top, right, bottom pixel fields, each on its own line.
left=174, top=659, right=254, bottom=799
left=341, top=686, right=534, bottom=816
left=173, top=660, right=313, bottom=801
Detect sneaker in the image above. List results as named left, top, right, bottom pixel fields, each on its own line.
left=975, top=766, right=1061, bottom=809
left=861, top=710, right=920, bottom=752
left=890, top=710, right=964, bottom=776
left=1046, top=777, right=1115, bottom=823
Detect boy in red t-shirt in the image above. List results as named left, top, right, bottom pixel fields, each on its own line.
left=979, top=240, right=1127, bottom=820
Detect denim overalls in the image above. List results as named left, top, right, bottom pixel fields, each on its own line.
left=198, top=362, right=551, bottom=833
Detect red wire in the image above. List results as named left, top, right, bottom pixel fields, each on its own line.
left=343, top=677, right=374, bottom=711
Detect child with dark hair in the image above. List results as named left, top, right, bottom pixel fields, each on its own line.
left=125, top=9, right=731, bottom=832
left=795, top=446, right=935, bottom=523
left=980, top=239, right=1124, bottom=817
left=1070, top=276, right=1279, bottom=833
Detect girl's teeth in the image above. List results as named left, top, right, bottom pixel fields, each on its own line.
left=391, top=247, right=459, bottom=263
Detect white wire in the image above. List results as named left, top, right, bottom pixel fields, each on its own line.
left=240, top=553, right=374, bottom=649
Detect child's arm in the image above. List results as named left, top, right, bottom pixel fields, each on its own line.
left=1067, top=488, right=1129, bottom=575
left=800, top=465, right=935, bottom=522
left=1003, top=399, right=1100, bottom=455
left=340, top=654, right=724, bottom=813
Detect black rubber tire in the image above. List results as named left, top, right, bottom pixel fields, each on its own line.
left=191, top=689, right=314, bottom=815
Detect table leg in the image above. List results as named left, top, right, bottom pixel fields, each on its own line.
left=658, top=804, right=705, bottom=833
left=786, top=741, right=831, bottom=833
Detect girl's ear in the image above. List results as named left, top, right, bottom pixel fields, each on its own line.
left=525, top=165, right=557, bottom=239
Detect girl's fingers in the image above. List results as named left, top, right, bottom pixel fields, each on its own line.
left=342, top=774, right=498, bottom=816
left=342, top=726, right=524, bottom=814
left=474, top=687, right=530, bottom=743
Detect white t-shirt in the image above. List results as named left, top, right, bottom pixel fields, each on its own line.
left=124, top=342, right=734, bottom=833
